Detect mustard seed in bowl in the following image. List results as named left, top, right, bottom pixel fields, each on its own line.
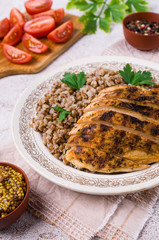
left=0, top=165, right=27, bottom=218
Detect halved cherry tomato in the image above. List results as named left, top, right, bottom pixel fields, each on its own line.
left=33, top=8, right=64, bottom=23
left=25, top=0, right=52, bottom=15
left=24, top=16, right=55, bottom=38
left=22, top=33, right=48, bottom=53
left=47, top=20, right=73, bottom=43
left=2, top=44, right=32, bottom=64
left=1, top=24, right=22, bottom=46
left=10, top=8, right=25, bottom=27
left=0, top=18, right=11, bottom=39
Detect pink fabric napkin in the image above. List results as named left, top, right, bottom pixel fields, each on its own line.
left=1, top=39, right=159, bottom=240
left=102, top=39, right=159, bottom=63
left=1, top=141, right=159, bottom=240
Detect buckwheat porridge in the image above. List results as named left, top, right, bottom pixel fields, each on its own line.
left=30, top=66, right=124, bottom=161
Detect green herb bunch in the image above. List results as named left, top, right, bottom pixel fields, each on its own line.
left=67, top=0, right=149, bottom=34
left=119, top=64, right=156, bottom=86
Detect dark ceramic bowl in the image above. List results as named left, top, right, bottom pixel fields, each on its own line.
left=123, top=12, right=159, bottom=50
left=0, top=162, right=29, bottom=229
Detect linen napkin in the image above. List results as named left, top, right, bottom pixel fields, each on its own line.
left=1, top=39, right=159, bottom=240
left=1, top=142, right=159, bottom=240
left=102, top=38, right=159, bottom=63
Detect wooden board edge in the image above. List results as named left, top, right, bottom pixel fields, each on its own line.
left=0, top=33, right=84, bottom=78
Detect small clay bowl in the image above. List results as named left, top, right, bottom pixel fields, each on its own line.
left=123, top=12, right=159, bottom=50
left=0, top=162, right=29, bottom=229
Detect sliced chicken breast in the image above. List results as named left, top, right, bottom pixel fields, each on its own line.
left=67, top=130, right=159, bottom=161
left=66, top=85, right=159, bottom=173
left=69, top=121, right=159, bottom=143
left=97, top=87, right=159, bottom=105
left=79, top=109, right=159, bottom=126
left=65, top=146, right=149, bottom=173
left=85, top=98, right=159, bottom=121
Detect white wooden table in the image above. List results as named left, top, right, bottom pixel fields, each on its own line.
left=1, top=1, right=159, bottom=239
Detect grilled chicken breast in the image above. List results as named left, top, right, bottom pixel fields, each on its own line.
left=97, top=85, right=159, bottom=105
left=66, top=146, right=149, bottom=173
left=67, top=130, right=159, bottom=163
left=85, top=98, right=159, bottom=122
left=65, top=85, right=159, bottom=173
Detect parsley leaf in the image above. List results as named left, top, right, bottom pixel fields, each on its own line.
left=61, top=73, right=78, bottom=89
left=67, top=1, right=75, bottom=9
left=105, top=1, right=128, bottom=23
left=89, top=3, right=97, bottom=13
left=67, top=0, right=91, bottom=11
left=76, top=72, right=86, bottom=89
left=52, top=106, right=71, bottom=122
left=67, top=0, right=149, bottom=34
left=99, top=17, right=111, bottom=32
left=79, top=12, right=97, bottom=33
left=126, top=0, right=149, bottom=13
left=119, top=64, right=135, bottom=84
left=119, top=64, right=156, bottom=86
left=61, top=72, right=86, bottom=89
left=67, top=0, right=99, bottom=12
left=82, top=18, right=97, bottom=34
left=53, top=106, right=66, bottom=112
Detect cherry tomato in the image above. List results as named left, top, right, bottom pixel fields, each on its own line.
left=1, top=24, right=22, bottom=46
left=24, top=16, right=55, bottom=38
left=2, top=44, right=32, bottom=64
left=10, top=8, right=25, bottom=27
left=0, top=18, right=11, bottom=39
left=25, top=0, right=52, bottom=15
left=33, top=8, right=64, bottom=23
left=47, top=20, right=73, bottom=43
left=22, top=33, right=48, bottom=53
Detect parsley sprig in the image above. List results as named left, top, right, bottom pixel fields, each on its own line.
left=52, top=106, right=71, bottom=122
left=119, top=64, right=156, bottom=86
left=67, top=0, right=149, bottom=34
left=61, top=72, right=86, bottom=90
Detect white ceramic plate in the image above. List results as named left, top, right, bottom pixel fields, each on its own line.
left=12, top=56, right=159, bottom=195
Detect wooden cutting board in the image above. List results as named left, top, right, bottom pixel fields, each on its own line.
left=0, top=13, right=84, bottom=79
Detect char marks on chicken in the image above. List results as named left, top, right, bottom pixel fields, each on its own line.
left=65, top=85, right=159, bottom=173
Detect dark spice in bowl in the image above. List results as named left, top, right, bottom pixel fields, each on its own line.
left=127, top=20, right=159, bottom=35
left=0, top=165, right=27, bottom=218
left=123, top=12, right=159, bottom=50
